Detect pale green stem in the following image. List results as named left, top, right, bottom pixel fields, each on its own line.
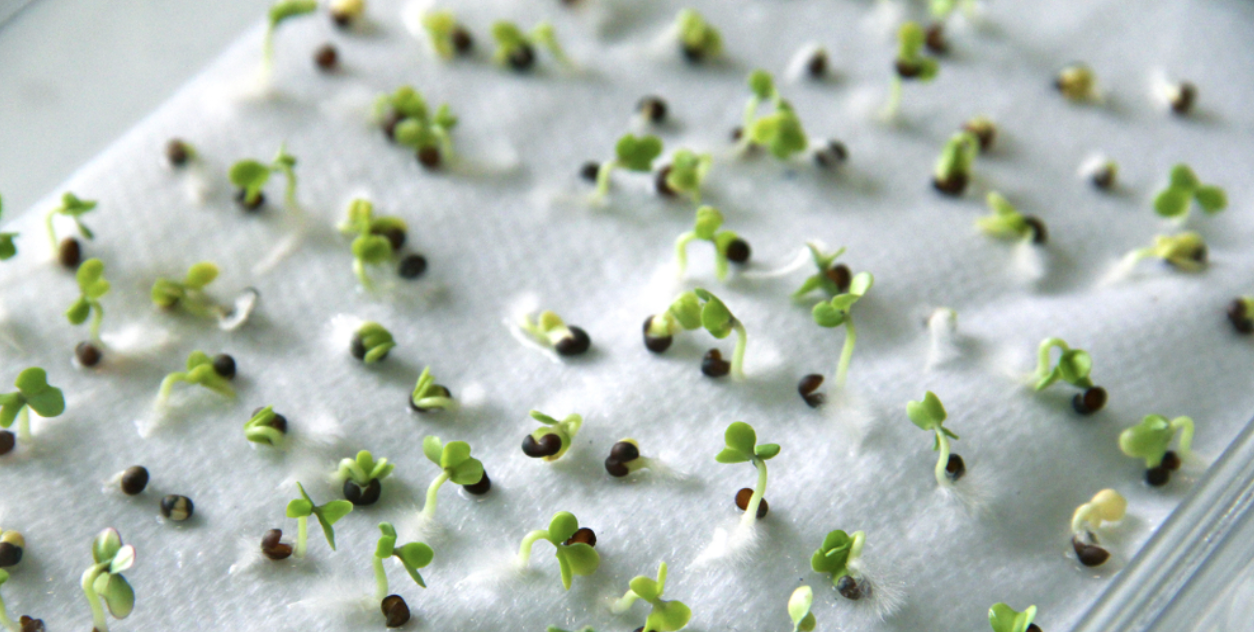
left=294, top=515, right=308, bottom=558
left=834, top=317, right=857, bottom=389
left=434, top=127, right=454, bottom=162
left=421, top=471, right=450, bottom=521
left=516, top=529, right=549, bottom=567
left=413, top=396, right=455, bottom=410
left=262, top=26, right=276, bottom=75
left=1173, top=417, right=1195, bottom=455
left=281, top=169, right=297, bottom=210
left=739, top=96, right=761, bottom=152
left=1035, top=338, right=1067, bottom=382
left=849, top=531, right=865, bottom=568
left=45, top=211, right=59, bottom=252
left=593, top=160, right=618, bottom=201
left=611, top=590, right=641, bottom=614
left=882, top=76, right=903, bottom=120
left=354, top=259, right=375, bottom=291
left=373, top=555, right=389, bottom=602
left=0, top=592, right=16, bottom=632
left=731, top=321, right=748, bottom=380
left=740, top=456, right=768, bottom=528
left=16, top=408, right=30, bottom=444
left=1071, top=504, right=1096, bottom=534
left=674, top=232, right=697, bottom=277
left=156, top=373, right=187, bottom=408
left=180, top=291, right=221, bottom=320
left=81, top=564, right=109, bottom=632
left=90, top=300, right=104, bottom=342
left=935, top=431, right=952, bottom=488
left=714, top=250, right=729, bottom=281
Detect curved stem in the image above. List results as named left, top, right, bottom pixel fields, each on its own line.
left=731, top=321, right=748, bottom=380
left=295, top=516, right=308, bottom=558
left=353, top=259, right=374, bottom=291
left=516, top=529, right=549, bottom=567
left=1035, top=338, right=1067, bottom=381
left=413, top=396, right=455, bottom=411
left=593, top=160, right=617, bottom=201
left=16, top=408, right=30, bottom=444
left=834, top=317, right=857, bottom=389
left=934, top=431, right=951, bottom=487
left=881, top=76, right=903, bottom=120
left=262, top=26, right=276, bottom=75
left=611, top=590, right=641, bottom=614
left=421, top=471, right=450, bottom=521
left=373, top=555, right=389, bottom=602
left=674, top=232, right=697, bottom=278
left=81, top=565, right=108, bottom=632
left=157, top=373, right=186, bottom=408
left=740, top=457, right=768, bottom=528
left=45, top=211, right=57, bottom=252
left=849, top=531, right=866, bottom=568
left=1071, top=504, right=1096, bottom=535
left=714, top=250, right=729, bottom=281
left=1172, top=417, right=1195, bottom=454
left=90, top=301, right=104, bottom=342
left=282, top=171, right=297, bottom=211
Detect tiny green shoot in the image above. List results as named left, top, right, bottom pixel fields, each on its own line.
left=353, top=322, right=396, bottom=363
left=1153, top=164, right=1227, bottom=220
left=793, top=243, right=849, bottom=300
left=788, top=586, right=817, bottom=632
left=515, top=511, right=600, bottom=590
left=491, top=21, right=571, bottom=69
left=933, top=131, right=979, bottom=195
left=66, top=258, right=110, bottom=342
left=518, top=310, right=591, bottom=356
left=374, top=86, right=458, bottom=164
left=244, top=406, right=286, bottom=447
left=883, top=22, right=939, bottom=119
left=1119, top=414, right=1194, bottom=469
left=0, top=568, right=17, bottom=632
left=906, top=391, right=960, bottom=487
left=156, top=351, right=235, bottom=408
left=229, top=144, right=299, bottom=209
left=419, top=436, right=486, bottom=521
left=80, top=528, right=135, bottom=632
left=591, top=134, right=664, bottom=203
left=422, top=10, right=463, bottom=59
left=664, top=149, right=713, bottom=203
left=285, top=482, right=354, bottom=558
left=1070, top=489, right=1126, bottom=554
left=715, top=421, right=779, bottom=527
left=693, top=289, right=748, bottom=379
left=1033, top=338, right=1107, bottom=414
left=989, top=603, right=1038, bottom=632
left=811, top=529, right=867, bottom=598
left=977, top=193, right=1046, bottom=244
left=151, top=261, right=221, bottom=316
left=740, top=70, right=808, bottom=159
left=0, top=367, right=65, bottom=445
left=675, top=9, right=722, bottom=62
left=0, top=195, right=17, bottom=261
left=337, top=450, right=395, bottom=499
left=674, top=206, right=750, bottom=281
left=45, top=192, right=96, bottom=252
left=611, top=562, right=692, bottom=632
left=411, top=366, right=456, bottom=412
left=339, top=198, right=407, bottom=290
left=522, top=410, right=583, bottom=461
left=263, top=0, right=318, bottom=75
left=1123, top=232, right=1208, bottom=272
left=642, top=290, right=704, bottom=352
left=372, top=522, right=434, bottom=602
left=811, top=271, right=873, bottom=388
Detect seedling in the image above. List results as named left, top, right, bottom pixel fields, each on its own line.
left=906, top=391, right=963, bottom=487
left=716, top=421, right=779, bottom=527
left=1119, top=414, right=1194, bottom=486
left=932, top=131, right=979, bottom=195
left=0, top=569, right=18, bottom=632
left=642, top=291, right=702, bottom=353
left=882, top=22, right=938, bottom=119
left=66, top=258, right=110, bottom=342
left=604, top=439, right=656, bottom=477
left=80, top=528, right=135, bottom=632
left=963, top=117, right=997, bottom=151
left=0, top=367, right=65, bottom=446
left=788, top=586, right=817, bottom=632
left=989, top=603, right=1040, bottom=632
left=1055, top=63, right=1096, bottom=101
left=611, top=562, right=692, bottom=632
left=0, top=195, right=17, bottom=261
left=521, top=410, right=583, bottom=461
left=492, top=21, right=570, bottom=71
left=1033, top=338, right=1107, bottom=414
left=373, top=85, right=458, bottom=168
left=339, top=198, right=409, bottom=290
left=1227, top=296, right=1254, bottom=334
left=515, top=511, right=600, bottom=590
left=262, top=0, right=317, bottom=75
left=419, top=436, right=488, bottom=520
left=44, top=192, right=96, bottom=252
left=410, top=367, right=455, bottom=412
left=244, top=406, right=287, bottom=447
left=811, top=529, right=870, bottom=600
left=674, top=206, right=751, bottom=281
left=675, top=9, right=722, bottom=62
left=977, top=193, right=1047, bottom=244
left=739, top=70, right=808, bottom=160
left=0, top=530, right=22, bottom=568
left=793, top=243, right=851, bottom=300
left=422, top=10, right=474, bottom=59
left=1123, top=232, right=1208, bottom=272
left=372, top=523, right=433, bottom=601
left=590, top=134, right=664, bottom=203
left=337, top=449, right=396, bottom=506
left=229, top=144, right=299, bottom=210
left=641, top=289, right=748, bottom=378
left=659, top=149, right=712, bottom=203
left=811, top=270, right=873, bottom=389
left=518, top=310, right=592, bottom=356
left=151, top=261, right=222, bottom=317
left=285, top=481, right=354, bottom=557
left=352, top=321, right=396, bottom=363
left=156, top=351, right=235, bottom=408
left=1070, top=489, right=1126, bottom=567
left=1153, top=164, right=1227, bottom=220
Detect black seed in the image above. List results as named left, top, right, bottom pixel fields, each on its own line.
left=268, top=412, right=288, bottom=434
left=565, top=527, right=597, bottom=547
left=59, top=237, right=81, bottom=269
left=166, top=139, right=191, bottom=167
left=555, top=326, right=591, bottom=356
left=121, top=466, right=149, bottom=495
left=1024, top=216, right=1048, bottom=245
left=580, top=161, right=601, bottom=182
left=1091, top=165, right=1116, bottom=190
left=826, top=264, right=852, bottom=292
left=814, top=140, right=848, bottom=168
left=417, top=146, right=442, bottom=169
left=725, top=238, right=751, bottom=264
left=331, top=10, right=351, bottom=28
left=409, top=385, right=451, bottom=413
left=655, top=165, right=677, bottom=197
left=643, top=316, right=674, bottom=353
left=1072, top=536, right=1110, bottom=567
left=681, top=43, right=704, bottom=63
left=610, top=441, right=639, bottom=463
left=344, top=478, right=383, bottom=506
left=837, top=574, right=871, bottom=600
left=1072, top=386, right=1107, bottom=415
left=1146, top=466, right=1170, bottom=487
left=1170, top=82, right=1196, bottom=115
left=76, top=341, right=102, bottom=367
left=382, top=594, right=411, bottom=628
left=462, top=470, right=491, bottom=495
left=261, top=528, right=294, bottom=560
left=807, top=49, right=828, bottom=78
left=798, top=374, right=825, bottom=408
left=1026, top=625, right=1042, bottom=632
left=351, top=333, right=368, bottom=360
left=734, top=487, right=769, bottom=518
left=731, top=126, right=744, bottom=142
left=160, top=494, right=194, bottom=521
left=372, top=225, right=407, bottom=251
left=932, top=173, right=969, bottom=196
left=314, top=43, right=339, bottom=71
left=212, top=354, right=236, bottom=379
left=19, top=615, right=45, bottom=632
left=397, top=254, right=428, bottom=280
left=637, top=95, right=668, bottom=123
left=1227, top=299, right=1252, bottom=334
left=507, top=43, right=536, bottom=71
left=1162, top=450, right=1182, bottom=472
left=605, top=457, right=629, bottom=477
left=451, top=26, right=474, bottom=54
left=895, top=59, right=922, bottom=79
left=0, top=543, right=22, bottom=568
left=702, top=349, right=731, bottom=377
left=382, top=111, right=403, bottom=141
left=0, top=431, right=14, bottom=456
left=522, top=433, right=563, bottom=458
left=945, top=453, right=966, bottom=482
left=235, top=188, right=265, bottom=211
left=924, top=23, right=947, bottom=54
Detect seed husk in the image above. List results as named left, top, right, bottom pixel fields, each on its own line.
left=1161, top=450, right=1182, bottom=472
left=798, top=374, right=825, bottom=408
left=1145, top=465, right=1170, bottom=487
left=417, top=146, right=442, bottom=169
left=121, top=466, right=150, bottom=495
left=564, top=527, right=597, bottom=547
left=1024, top=216, right=1048, bottom=245
left=1072, top=386, right=1107, bottom=415
left=1091, top=164, right=1117, bottom=190
left=522, top=433, right=563, bottom=458
left=932, top=173, right=969, bottom=196
left=580, top=161, right=601, bottom=182
left=344, top=478, right=383, bottom=506
left=451, top=26, right=474, bottom=55
left=212, top=353, right=236, bottom=379
left=836, top=574, right=871, bottom=600
left=462, top=470, right=491, bottom=495
left=725, top=238, right=751, bottom=264
left=895, top=59, right=922, bottom=79
left=1072, top=536, right=1111, bottom=567
left=409, top=385, right=451, bottom=413
left=1227, top=299, right=1252, bottom=334
left=924, top=23, right=947, bottom=54
left=605, top=457, right=629, bottom=477
left=261, top=528, right=293, bottom=560
left=814, top=140, right=848, bottom=168
left=555, top=326, right=591, bottom=356
left=398, top=254, right=427, bottom=279
left=1169, top=82, right=1196, bottom=115
left=734, top=487, right=769, bottom=518
left=945, top=453, right=966, bottom=482
left=314, top=43, right=339, bottom=71
left=0, top=431, right=14, bottom=456
left=655, top=165, right=677, bottom=197
left=637, top=96, right=668, bottom=123
left=166, top=139, right=191, bottom=167
left=0, top=542, right=22, bottom=568
left=381, top=594, right=411, bottom=628
left=235, top=189, right=266, bottom=212
left=19, top=615, right=45, bottom=632
left=702, top=349, right=731, bottom=377
left=609, top=441, right=639, bottom=463
left=59, top=237, right=81, bottom=269
left=806, top=49, right=828, bottom=78
left=642, top=316, right=674, bottom=353
left=76, top=341, right=103, bottom=367
left=160, top=494, right=194, bottom=521
left=507, top=43, right=536, bottom=71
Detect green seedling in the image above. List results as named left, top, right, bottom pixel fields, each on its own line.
left=263, top=0, right=317, bottom=74
left=793, top=243, right=851, bottom=300
left=374, top=86, right=459, bottom=166
left=372, top=523, right=434, bottom=601
left=337, top=450, right=395, bottom=506
left=1033, top=338, right=1107, bottom=414
left=1228, top=296, right=1254, bottom=334
left=66, top=258, right=110, bottom=342
left=1120, top=414, right=1194, bottom=470
left=1124, top=232, right=1208, bottom=273
left=518, top=310, right=591, bottom=357
left=906, top=391, right=962, bottom=487
left=696, top=289, right=747, bottom=379
left=977, top=193, right=1047, bottom=244
left=515, top=511, right=600, bottom=590
left=645, top=290, right=749, bottom=378
left=244, top=406, right=286, bottom=447
left=151, top=261, right=221, bottom=317
left=156, top=351, right=235, bottom=408
left=0, top=367, right=65, bottom=446
left=0, top=568, right=17, bottom=632
left=611, top=562, right=692, bottom=632
left=811, top=270, right=873, bottom=389
left=789, top=586, right=817, bottom=632
left=739, top=70, right=808, bottom=160
left=339, top=198, right=408, bottom=290
left=422, top=10, right=468, bottom=59
left=1070, top=489, right=1126, bottom=567
left=0, top=195, right=17, bottom=261
left=285, top=482, right=354, bottom=558
left=674, top=206, right=751, bottom=281
left=521, top=410, right=583, bottom=461
left=410, top=367, right=456, bottom=412
left=229, top=144, right=299, bottom=209
left=811, top=530, right=870, bottom=599
left=80, top=528, right=135, bottom=632
left=882, top=22, right=939, bottom=119
left=932, top=131, right=979, bottom=195
left=591, top=134, right=664, bottom=203
left=715, top=421, right=779, bottom=527
left=1153, top=164, right=1227, bottom=220
left=989, top=603, right=1038, bottom=632
left=492, top=21, right=571, bottom=70
left=662, top=149, right=712, bottom=203
left=675, top=9, right=722, bottom=62
left=419, top=436, right=487, bottom=521
left=352, top=322, right=396, bottom=363
left=45, top=192, right=96, bottom=252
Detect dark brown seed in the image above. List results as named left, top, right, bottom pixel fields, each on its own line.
left=1170, top=82, right=1196, bottom=115
left=837, top=574, right=870, bottom=600
left=382, top=111, right=403, bottom=141
left=702, top=349, right=731, bottom=377
left=372, top=225, right=407, bottom=251
left=1026, top=625, right=1042, bottom=632
left=1227, top=299, right=1252, bottom=334
left=121, top=466, right=149, bottom=495
left=580, top=162, right=601, bottom=182
left=381, top=594, right=411, bottom=628
left=945, top=454, right=966, bottom=482
left=730, top=127, right=744, bottom=142
left=725, top=238, right=751, bottom=264
left=605, top=457, right=629, bottom=477
left=798, top=374, right=825, bottom=408
left=462, top=470, right=491, bottom=495
left=565, top=527, right=597, bottom=547
left=932, top=173, right=969, bottom=196
left=1023, top=216, right=1048, bottom=245
left=235, top=188, right=265, bottom=211
left=609, top=441, right=639, bottom=463
left=807, top=49, right=828, bottom=78
left=451, top=26, right=474, bottom=54
left=924, top=23, right=947, bottom=54
left=895, top=59, right=922, bottom=79
left=398, top=254, right=428, bottom=279
left=522, top=433, right=563, bottom=458
left=1146, top=466, right=1170, bottom=487
left=555, top=326, right=591, bottom=356
left=643, top=316, right=674, bottom=353
left=814, top=140, right=848, bottom=168
left=417, top=146, right=442, bottom=169
left=268, top=413, right=288, bottom=434
left=1161, top=450, right=1182, bottom=472
left=314, top=43, right=339, bottom=71
left=331, top=10, right=351, bottom=28
left=507, top=43, right=536, bottom=71
left=351, top=333, right=368, bottom=360
left=58, top=237, right=81, bottom=269
left=1072, top=536, right=1111, bottom=567
left=1072, top=386, right=1107, bottom=415
left=409, top=385, right=451, bottom=413
left=0, top=431, right=14, bottom=456
left=637, top=96, right=668, bottom=123
left=160, top=494, right=194, bottom=521
left=76, top=341, right=103, bottom=367
left=212, top=354, right=236, bottom=379
left=0, top=542, right=22, bottom=567
left=826, top=264, right=852, bottom=292
left=344, top=478, right=383, bottom=506
left=1091, top=165, right=1116, bottom=190
left=655, top=165, right=677, bottom=197
left=166, top=139, right=191, bottom=167
left=734, top=487, right=769, bottom=518
left=681, top=43, right=704, bottom=63
left=19, top=615, right=45, bottom=632
left=261, top=529, right=294, bottom=560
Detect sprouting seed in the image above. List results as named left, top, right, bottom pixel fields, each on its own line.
left=518, top=310, right=592, bottom=357
left=674, top=206, right=751, bottom=281
left=329, top=0, right=364, bottom=27
left=1228, top=297, right=1254, bottom=334
left=352, top=322, right=396, bottom=363
left=1055, top=63, right=1097, bottom=101
left=604, top=439, right=655, bottom=477
left=160, top=495, right=194, bottom=521
left=637, top=96, right=668, bottom=123
left=45, top=192, right=96, bottom=256
left=410, top=366, right=455, bottom=412
left=165, top=139, right=195, bottom=167
left=675, top=9, right=722, bottom=63
left=244, top=406, right=288, bottom=447
left=422, top=10, right=474, bottom=59
left=521, top=410, right=583, bottom=462
left=932, top=131, right=979, bottom=196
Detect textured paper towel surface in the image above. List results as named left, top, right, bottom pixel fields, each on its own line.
left=0, top=0, right=1252, bottom=630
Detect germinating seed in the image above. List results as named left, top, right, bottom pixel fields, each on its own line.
left=555, top=326, right=591, bottom=356
left=962, top=118, right=996, bottom=151
left=605, top=457, right=629, bottom=477
left=637, top=95, right=668, bottom=123
left=702, top=349, right=731, bottom=377
left=507, top=43, right=536, bottom=71
left=409, top=385, right=451, bottom=412
left=945, top=454, right=966, bottom=482
left=564, top=527, right=597, bottom=547
left=1091, top=163, right=1117, bottom=190
left=314, top=43, right=339, bottom=71
left=398, top=254, right=427, bottom=279
left=344, top=478, right=383, bottom=506
left=642, top=316, right=673, bottom=353
left=836, top=574, right=871, bottom=600
left=372, top=225, right=407, bottom=251
left=120, top=466, right=149, bottom=495
left=1227, top=300, right=1252, bottom=334
left=165, top=139, right=191, bottom=167
left=932, top=172, right=969, bottom=196
left=1072, top=386, right=1107, bottom=415
left=522, top=433, right=563, bottom=458
left=212, top=353, right=237, bottom=379
left=58, top=237, right=81, bottom=269
left=160, top=494, right=194, bottom=521
left=235, top=188, right=265, bottom=211
left=1023, top=217, right=1048, bottom=245
left=798, top=374, right=825, bottom=408
left=609, top=441, right=639, bottom=463
left=1169, top=82, right=1196, bottom=115
left=1072, top=537, right=1110, bottom=567
left=0, top=532, right=23, bottom=567
left=734, top=487, right=769, bottom=518
left=1161, top=451, right=1182, bottom=472
left=381, top=594, right=411, bottom=628
left=75, top=341, right=102, bottom=367
left=462, top=470, right=491, bottom=495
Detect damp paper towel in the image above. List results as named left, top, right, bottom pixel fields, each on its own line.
left=0, top=0, right=1252, bottom=630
